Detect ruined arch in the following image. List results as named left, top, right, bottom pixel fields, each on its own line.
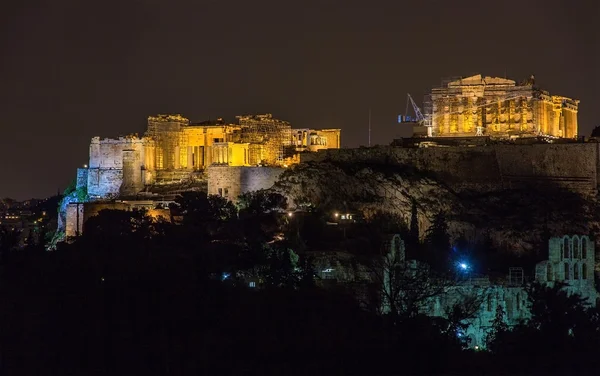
left=564, top=262, right=570, bottom=280
left=582, top=237, right=588, bottom=259
left=384, top=234, right=405, bottom=263
left=574, top=263, right=580, bottom=280
left=573, top=235, right=581, bottom=259
left=392, top=234, right=405, bottom=261
left=563, top=237, right=571, bottom=259
left=547, top=263, right=553, bottom=281
left=583, top=264, right=588, bottom=280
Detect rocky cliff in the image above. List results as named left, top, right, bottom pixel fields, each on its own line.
left=272, top=160, right=600, bottom=254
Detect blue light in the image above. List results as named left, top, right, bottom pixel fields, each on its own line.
left=459, top=263, right=468, bottom=270
left=221, top=272, right=230, bottom=281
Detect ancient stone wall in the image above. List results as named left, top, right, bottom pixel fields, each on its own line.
left=87, top=168, right=122, bottom=198
left=87, top=136, right=154, bottom=199
left=207, top=166, right=285, bottom=200
left=65, top=203, right=85, bottom=237
left=494, top=143, right=597, bottom=193
left=301, top=143, right=600, bottom=195
left=121, top=149, right=144, bottom=197
left=76, top=168, right=88, bottom=190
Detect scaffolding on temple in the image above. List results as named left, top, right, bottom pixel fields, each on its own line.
left=236, top=114, right=292, bottom=165
left=146, top=114, right=189, bottom=169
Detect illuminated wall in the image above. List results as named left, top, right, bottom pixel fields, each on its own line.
left=315, top=129, right=341, bottom=149
left=147, top=114, right=188, bottom=170
left=181, top=125, right=239, bottom=169
left=211, top=142, right=250, bottom=166
left=207, top=165, right=284, bottom=201
left=87, top=136, right=154, bottom=199
left=81, top=114, right=342, bottom=200
left=428, top=75, right=579, bottom=138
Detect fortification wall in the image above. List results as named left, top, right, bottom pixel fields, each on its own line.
left=121, top=149, right=144, bottom=196
left=208, top=166, right=285, bottom=200
left=494, top=144, right=597, bottom=192
left=87, top=136, right=155, bottom=199
left=87, top=168, right=122, bottom=198
left=89, top=137, right=144, bottom=169
left=65, top=203, right=85, bottom=237
left=301, top=143, right=600, bottom=194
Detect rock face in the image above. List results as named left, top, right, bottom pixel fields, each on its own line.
left=272, top=160, right=600, bottom=253
left=301, top=143, right=600, bottom=196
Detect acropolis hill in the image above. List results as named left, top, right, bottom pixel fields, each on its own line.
left=58, top=74, right=599, bottom=251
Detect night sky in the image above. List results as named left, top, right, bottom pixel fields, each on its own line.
left=1, top=0, right=598, bottom=200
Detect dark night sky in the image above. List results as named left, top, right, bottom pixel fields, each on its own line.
left=1, top=0, right=598, bottom=200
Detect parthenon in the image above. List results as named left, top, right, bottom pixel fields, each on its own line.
left=425, top=74, right=579, bottom=138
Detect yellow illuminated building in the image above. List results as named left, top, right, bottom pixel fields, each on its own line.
left=426, top=75, right=579, bottom=139
left=144, top=114, right=341, bottom=170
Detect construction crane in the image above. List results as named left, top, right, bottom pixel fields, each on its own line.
left=399, top=93, right=433, bottom=137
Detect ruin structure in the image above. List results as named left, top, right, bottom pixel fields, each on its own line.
left=61, top=114, right=340, bottom=237
left=422, top=74, right=579, bottom=139
left=313, top=234, right=598, bottom=349
left=84, top=113, right=340, bottom=201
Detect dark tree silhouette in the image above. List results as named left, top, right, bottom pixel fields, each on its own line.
left=409, top=198, right=420, bottom=247
left=423, top=211, right=451, bottom=271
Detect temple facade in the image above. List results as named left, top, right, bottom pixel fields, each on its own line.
left=425, top=75, right=579, bottom=139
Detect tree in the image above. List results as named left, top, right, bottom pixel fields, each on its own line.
left=237, top=190, right=287, bottom=216
left=486, top=282, right=600, bottom=372
left=526, top=282, right=590, bottom=339
left=357, top=212, right=409, bottom=256
left=237, top=191, right=288, bottom=245
left=486, top=304, right=508, bottom=351
left=171, top=192, right=238, bottom=242
left=83, top=209, right=154, bottom=241
left=173, top=191, right=237, bottom=223
left=409, top=199, right=420, bottom=247
left=444, top=289, right=487, bottom=342
left=591, top=125, right=600, bottom=138
left=261, top=246, right=302, bottom=289
left=0, top=227, right=20, bottom=263
left=366, top=242, right=449, bottom=320
left=423, top=211, right=451, bottom=271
